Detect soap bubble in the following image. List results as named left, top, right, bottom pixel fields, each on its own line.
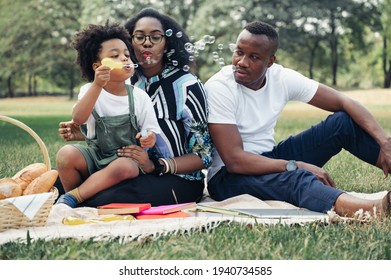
left=208, top=36, right=215, bottom=44
left=202, top=35, right=215, bottom=44
left=165, top=29, right=173, bottom=37
left=212, top=51, right=219, bottom=62
left=172, top=60, right=178, bottom=66
left=184, top=42, right=194, bottom=53
left=183, top=65, right=190, bottom=72
left=218, top=44, right=224, bottom=50
left=194, top=40, right=206, bottom=50
left=176, top=31, right=183, bottom=38
left=188, top=55, right=194, bottom=62
left=229, top=43, right=236, bottom=52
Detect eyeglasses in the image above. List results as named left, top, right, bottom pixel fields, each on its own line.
left=131, top=34, right=165, bottom=45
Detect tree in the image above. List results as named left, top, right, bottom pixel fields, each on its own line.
left=0, top=0, right=83, bottom=98
left=0, top=0, right=388, bottom=97
left=380, top=0, right=391, bottom=88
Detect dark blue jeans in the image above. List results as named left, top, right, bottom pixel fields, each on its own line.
left=208, top=112, right=380, bottom=213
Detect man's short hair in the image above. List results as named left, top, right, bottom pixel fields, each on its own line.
left=244, top=21, right=279, bottom=52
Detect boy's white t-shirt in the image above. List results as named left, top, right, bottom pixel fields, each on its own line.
left=205, top=64, right=319, bottom=179
left=77, top=83, right=160, bottom=139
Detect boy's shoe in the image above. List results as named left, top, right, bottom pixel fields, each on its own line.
left=55, top=193, right=78, bottom=208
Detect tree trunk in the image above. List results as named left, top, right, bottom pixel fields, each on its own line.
left=330, top=15, right=338, bottom=86
left=7, top=76, right=14, bottom=98
left=383, top=36, right=391, bottom=88
left=69, top=70, right=75, bottom=100
left=33, top=75, right=37, bottom=96
left=385, top=60, right=391, bottom=88
left=308, top=40, right=319, bottom=79
left=28, top=75, right=33, bottom=96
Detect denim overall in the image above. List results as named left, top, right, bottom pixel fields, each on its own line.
left=76, top=85, right=139, bottom=174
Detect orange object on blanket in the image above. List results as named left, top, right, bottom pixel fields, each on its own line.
left=135, top=211, right=191, bottom=220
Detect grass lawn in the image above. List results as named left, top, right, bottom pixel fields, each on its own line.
left=1, top=89, right=391, bottom=260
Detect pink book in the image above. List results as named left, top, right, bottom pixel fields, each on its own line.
left=138, top=202, right=196, bottom=215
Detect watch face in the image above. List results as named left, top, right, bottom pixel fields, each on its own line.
left=286, top=160, right=298, bottom=171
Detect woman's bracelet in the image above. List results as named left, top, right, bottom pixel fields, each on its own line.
left=159, top=158, right=170, bottom=174
left=158, top=158, right=178, bottom=174
left=167, top=158, right=177, bottom=174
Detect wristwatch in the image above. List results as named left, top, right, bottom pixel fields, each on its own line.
left=285, top=160, right=298, bottom=171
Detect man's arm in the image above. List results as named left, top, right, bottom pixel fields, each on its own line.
left=208, top=123, right=286, bottom=175
left=309, top=83, right=391, bottom=176
left=209, top=122, right=337, bottom=186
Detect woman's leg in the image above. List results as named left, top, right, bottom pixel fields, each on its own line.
left=83, top=173, right=205, bottom=207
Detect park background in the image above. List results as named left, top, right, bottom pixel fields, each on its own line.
left=1, top=0, right=391, bottom=99
left=1, top=0, right=391, bottom=260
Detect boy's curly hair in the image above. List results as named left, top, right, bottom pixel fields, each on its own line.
left=71, top=22, right=133, bottom=82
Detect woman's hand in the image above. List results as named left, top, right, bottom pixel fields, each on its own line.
left=58, top=121, right=84, bottom=141
left=117, top=145, right=154, bottom=173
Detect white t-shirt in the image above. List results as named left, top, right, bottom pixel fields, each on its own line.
left=78, top=83, right=160, bottom=139
left=205, top=63, right=319, bottom=179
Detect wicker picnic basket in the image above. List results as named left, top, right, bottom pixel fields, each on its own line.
left=0, top=115, right=58, bottom=232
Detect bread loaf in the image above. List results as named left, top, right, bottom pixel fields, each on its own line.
left=0, top=178, right=23, bottom=200
left=23, top=170, right=58, bottom=195
left=12, top=163, right=48, bottom=191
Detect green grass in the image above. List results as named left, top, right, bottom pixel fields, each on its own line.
left=1, top=94, right=391, bottom=260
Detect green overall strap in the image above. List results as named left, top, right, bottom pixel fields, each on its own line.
left=126, top=84, right=138, bottom=132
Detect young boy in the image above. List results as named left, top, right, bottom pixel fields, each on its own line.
left=56, top=23, right=160, bottom=208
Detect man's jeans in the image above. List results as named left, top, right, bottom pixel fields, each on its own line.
left=208, top=111, right=380, bottom=213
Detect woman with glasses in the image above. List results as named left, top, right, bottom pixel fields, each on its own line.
left=57, top=7, right=212, bottom=206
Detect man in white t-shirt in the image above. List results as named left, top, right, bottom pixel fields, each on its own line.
left=205, top=21, right=391, bottom=217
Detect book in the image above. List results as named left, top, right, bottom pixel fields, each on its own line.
left=196, top=204, right=242, bottom=216
left=138, top=202, right=196, bottom=215
left=97, top=203, right=151, bottom=215
left=135, top=211, right=191, bottom=220
left=233, top=208, right=327, bottom=219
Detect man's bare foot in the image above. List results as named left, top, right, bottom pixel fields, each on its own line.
left=381, top=191, right=391, bottom=217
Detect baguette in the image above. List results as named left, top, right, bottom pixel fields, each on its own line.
left=12, top=163, right=48, bottom=191
left=23, top=170, right=58, bottom=195
left=0, top=178, right=23, bottom=200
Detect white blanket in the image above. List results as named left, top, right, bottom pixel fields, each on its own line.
left=0, top=191, right=386, bottom=245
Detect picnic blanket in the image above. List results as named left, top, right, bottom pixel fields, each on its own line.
left=0, top=191, right=386, bottom=245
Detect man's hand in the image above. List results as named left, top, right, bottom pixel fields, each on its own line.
left=58, top=121, right=84, bottom=141
left=298, top=161, right=336, bottom=188
left=377, top=138, right=391, bottom=178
